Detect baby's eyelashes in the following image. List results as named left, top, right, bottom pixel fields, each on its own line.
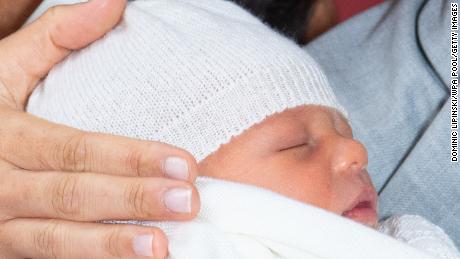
left=278, top=142, right=308, bottom=152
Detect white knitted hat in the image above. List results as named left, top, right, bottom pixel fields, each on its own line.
left=27, top=0, right=346, bottom=161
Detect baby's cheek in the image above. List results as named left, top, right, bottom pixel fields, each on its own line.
left=256, top=158, right=336, bottom=211
left=296, top=173, right=336, bottom=212
left=200, top=146, right=339, bottom=214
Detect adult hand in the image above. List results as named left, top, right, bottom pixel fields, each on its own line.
left=0, top=1, right=200, bottom=258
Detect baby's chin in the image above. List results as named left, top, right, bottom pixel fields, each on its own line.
left=362, top=218, right=379, bottom=229
left=342, top=211, right=378, bottom=229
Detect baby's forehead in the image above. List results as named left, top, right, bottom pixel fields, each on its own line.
left=227, top=106, right=336, bottom=139
left=252, top=105, right=342, bottom=127
left=226, top=105, right=351, bottom=150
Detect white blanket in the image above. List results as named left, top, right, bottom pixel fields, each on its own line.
left=109, top=177, right=457, bottom=259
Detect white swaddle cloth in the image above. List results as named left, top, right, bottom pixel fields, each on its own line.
left=105, top=177, right=456, bottom=259
left=379, top=215, right=460, bottom=259
left=27, top=0, right=459, bottom=258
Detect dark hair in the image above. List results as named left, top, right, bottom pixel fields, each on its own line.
left=230, top=0, right=317, bottom=43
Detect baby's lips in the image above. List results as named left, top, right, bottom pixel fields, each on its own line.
left=342, top=186, right=378, bottom=226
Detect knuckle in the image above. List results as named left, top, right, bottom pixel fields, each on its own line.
left=0, top=173, right=10, bottom=220
left=0, top=169, right=21, bottom=221
left=0, top=221, right=11, bottom=249
left=50, top=175, right=83, bottom=218
left=126, top=148, right=144, bottom=177
left=33, top=220, right=65, bottom=259
left=59, top=133, right=92, bottom=172
left=105, top=228, right=128, bottom=258
left=41, top=6, right=61, bottom=40
left=0, top=221, right=16, bottom=257
left=43, top=6, right=59, bottom=23
left=124, top=182, right=150, bottom=217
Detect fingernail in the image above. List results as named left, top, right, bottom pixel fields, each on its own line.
left=164, top=188, right=192, bottom=213
left=133, top=234, right=154, bottom=257
left=163, top=157, right=189, bottom=181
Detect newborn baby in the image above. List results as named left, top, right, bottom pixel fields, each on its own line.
left=200, top=105, right=378, bottom=227
left=27, top=0, right=459, bottom=258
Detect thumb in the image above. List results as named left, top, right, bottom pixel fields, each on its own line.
left=0, top=0, right=127, bottom=109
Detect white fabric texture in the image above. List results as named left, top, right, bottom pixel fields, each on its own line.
left=379, top=215, right=460, bottom=259
left=27, top=0, right=345, bottom=161
left=107, top=177, right=449, bottom=259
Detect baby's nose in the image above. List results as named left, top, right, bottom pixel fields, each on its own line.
left=329, top=137, right=368, bottom=176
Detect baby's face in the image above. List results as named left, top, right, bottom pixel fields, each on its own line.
left=199, top=105, right=378, bottom=227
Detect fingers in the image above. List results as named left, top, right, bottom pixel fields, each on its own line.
left=0, top=218, right=168, bottom=259
left=1, top=169, right=200, bottom=222
left=0, top=0, right=127, bottom=108
left=0, top=110, right=198, bottom=180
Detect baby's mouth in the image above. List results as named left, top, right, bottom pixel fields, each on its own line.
left=341, top=189, right=378, bottom=227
